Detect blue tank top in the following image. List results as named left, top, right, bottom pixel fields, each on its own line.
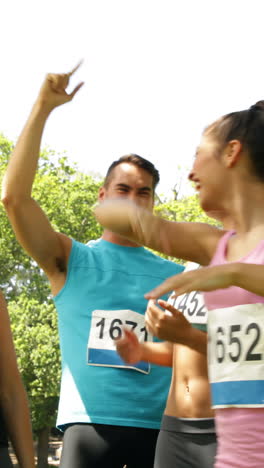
left=54, top=238, right=184, bottom=430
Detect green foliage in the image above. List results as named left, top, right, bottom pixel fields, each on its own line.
left=8, top=295, right=60, bottom=431
left=0, top=135, right=103, bottom=434
left=0, top=135, right=30, bottom=297
left=0, top=133, right=13, bottom=165
left=154, top=194, right=219, bottom=224
left=33, top=155, right=102, bottom=243
left=0, top=138, right=103, bottom=301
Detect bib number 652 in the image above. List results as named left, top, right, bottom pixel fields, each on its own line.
left=215, top=322, right=262, bottom=363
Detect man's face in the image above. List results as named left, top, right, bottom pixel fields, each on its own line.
left=99, top=162, right=154, bottom=211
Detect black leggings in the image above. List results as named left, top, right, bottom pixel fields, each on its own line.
left=154, top=415, right=217, bottom=468
left=60, top=423, right=159, bottom=468
left=0, top=447, right=13, bottom=468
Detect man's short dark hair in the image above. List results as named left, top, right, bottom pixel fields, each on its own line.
left=104, top=154, right=160, bottom=191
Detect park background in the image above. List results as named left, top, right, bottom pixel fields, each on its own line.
left=1, top=0, right=264, bottom=466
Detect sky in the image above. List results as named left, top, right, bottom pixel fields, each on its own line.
left=1, top=0, right=264, bottom=197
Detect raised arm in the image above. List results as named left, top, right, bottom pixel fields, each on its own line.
left=0, top=292, right=35, bottom=468
left=94, top=199, right=224, bottom=266
left=1, top=63, right=83, bottom=278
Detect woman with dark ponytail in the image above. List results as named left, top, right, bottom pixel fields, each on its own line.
left=95, top=102, right=264, bottom=467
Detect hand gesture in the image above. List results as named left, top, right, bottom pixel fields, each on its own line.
left=145, top=264, right=235, bottom=300
left=145, top=299, right=192, bottom=343
left=115, top=328, right=142, bottom=364
left=37, top=61, right=84, bottom=113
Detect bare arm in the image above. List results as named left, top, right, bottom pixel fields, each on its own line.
left=145, top=262, right=264, bottom=300
left=233, top=263, right=264, bottom=296
left=116, top=328, right=173, bottom=367
left=141, top=340, right=173, bottom=366
left=95, top=199, right=224, bottom=266
left=1, top=63, right=83, bottom=276
left=0, top=292, right=35, bottom=467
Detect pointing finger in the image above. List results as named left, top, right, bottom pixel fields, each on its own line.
left=67, top=59, right=84, bottom=77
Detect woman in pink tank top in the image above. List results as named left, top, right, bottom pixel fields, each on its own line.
left=95, top=101, right=264, bottom=467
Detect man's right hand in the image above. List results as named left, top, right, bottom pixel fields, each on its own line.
left=37, top=61, right=84, bottom=113
left=115, top=328, right=143, bottom=364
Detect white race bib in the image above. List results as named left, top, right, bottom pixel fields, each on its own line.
left=87, top=309, right=152, bottom=374
left=208, top=303, right=264, bottom=407
left=171, top=262, right=208, bottom=327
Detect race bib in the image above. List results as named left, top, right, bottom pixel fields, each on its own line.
left=171, top=262, right=207, bottom=330
left=208, top=303, right=264, bottom=408
left=87, top=309, right=152, bottom=374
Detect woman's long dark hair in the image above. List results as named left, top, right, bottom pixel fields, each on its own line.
left=205, top=101, right=264, bottom=181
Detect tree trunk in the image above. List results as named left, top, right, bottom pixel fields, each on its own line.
left=37, top=427, right=49, bottom=468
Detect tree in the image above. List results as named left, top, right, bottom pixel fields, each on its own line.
left=8, top=295, right=60, bottom=468
left=0, top=136, right=103, bottom=301
left=0, top=134, right=102, bottom=467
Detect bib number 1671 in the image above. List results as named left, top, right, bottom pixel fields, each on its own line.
left=96, top=317, right=149, bottom=342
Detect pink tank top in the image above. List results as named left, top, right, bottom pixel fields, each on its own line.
left=204, top=231, right=264, bottom=468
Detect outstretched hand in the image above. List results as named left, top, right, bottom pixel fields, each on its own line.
left=145, top=264, right=236, bottom=300
left=37, top=61, right=84, bottom=113
left=115, top=328, right=142, bottom=364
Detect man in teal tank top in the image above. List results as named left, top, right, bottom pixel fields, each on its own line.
left=2, top=64, right=184, bottom=468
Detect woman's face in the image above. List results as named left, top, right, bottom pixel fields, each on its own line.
left=189, top=134, right=227, bottom=212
